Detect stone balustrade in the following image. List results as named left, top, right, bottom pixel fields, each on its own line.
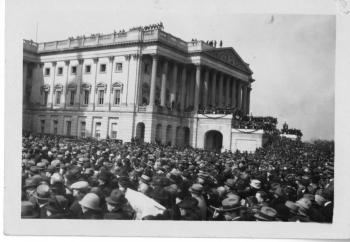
left=26, top=29, right=214, bottom=54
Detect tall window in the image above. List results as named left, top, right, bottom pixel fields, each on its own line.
left=111, top=123, right=117, bottom=139
left=98, top=90, right=104, bottom=105
left=100, top=64, right=106, bottom=73
left=69, top=90, right=75, bottom=105
left=40, top=120, right=45, bottom=134
left=84, top=90, right=89, bottom=105
left=144, top=63, right=150, bottom=74
left=115, top=63, right=123, bottom=72
left=44, top=68, right=50, bottom=76
left=95, top=122, right=101, bottom=139
left=80, top=121, right=86, bottom=138
left=114, top=89, right=121, bottom=105
left=57, top=67, right=63, bottom=75
left=53, top=120, right=58, bottom=135
left=85, top=65, right=91, bottom=74
left=43, top=91, right=49, bottom=106
left=66, top=121, right=71, bottom=136
left=55, top=91, right=61, bottom=105
left=71, top=66, right=77, bottom=75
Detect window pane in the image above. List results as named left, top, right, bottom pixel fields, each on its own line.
left=95, top=122, right=101, bottom=138
left=99, top=90, right=104, bottom=104
left=81, top=121, right=86, bottom=137
left=114, top=89, right=120, bottom=105
left=70, top=90, right=75, bottom=105
left=56, top=91, right=61, bottom=104
left=84, top=90, right=89, bottom=105
left=66, top=121, right=71, bottom=136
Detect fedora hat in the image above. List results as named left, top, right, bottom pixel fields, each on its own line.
left=78, top=193, right=101, bottom=211
left=285, top=200, right=299, bottom=215
left=224, top=178, right=235, bottom=188
left=296, top=198, right=312, bottom=211
left=105, top=189, right=127, bottom=206
left=221, top=196, right=241, bottom=211
left=140, top=174, right=151, bottom=185
left=32, top=184, right=50, bottom=200
left=250, top=179, right=261, bottom=189
left=189, top=183, right=203, bottom=195
left=254, top=206, right=277, bottom=221
left=70, top=181, right=90, bottom=192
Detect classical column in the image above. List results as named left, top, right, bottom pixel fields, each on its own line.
left=63, top=60, right=70, bottom=109
left=149, top=55, right=158, bottom=106
left=247, top=87, right=251, bottom=115
left=180, top=66, right=187, bottom=111
left=237, top=81, right=243, bottom=111
left=218, top=73, right=224, bottom=108
left=77, top=59, right=84, bottom=109
left=203, top=68, right=209, bottom=108
left=160, top=60, right=168, bottom=107
left=170, top=63, right=178, bottom=108
left=231, top=78, right=237, bottom=108
left=194, top=64, right=201, bottom=113
left=92, top=58, right=98, bottom=110
left=50, top=61, right=57, bottom=109
left=211, top=71, right=217, bottom=107
left=108, top=56, right=114, bottom=110
left=225, top=76, right=230, bottom=107
left=242, top=85, right=248, bottom=114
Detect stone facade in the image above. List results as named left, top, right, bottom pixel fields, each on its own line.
left=23, top=27, right=257, bottom=152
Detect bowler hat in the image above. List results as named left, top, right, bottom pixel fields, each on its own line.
left=78, top=193, right=101, bottom=211
left=254, top=206, right=277, bottom=221
left=221, top=196, right=241, bottom=211
left=189, top=184, right=203, bottom=195
left=105, top=189, right=127, bottom=206
left=70, top=181, right=90, bottom=192
left=33, top=184, right=50, bottom=200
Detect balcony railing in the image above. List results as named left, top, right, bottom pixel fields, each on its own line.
left=25, top=28, right=216, bottom=54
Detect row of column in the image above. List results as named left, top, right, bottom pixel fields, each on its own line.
left=147, top=55, right=251, bottom=115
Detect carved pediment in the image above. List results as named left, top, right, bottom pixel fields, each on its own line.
left=54, top=84, right=63, bottom=92
left=96, top=82, right=107, bottom=93
left=40, top=84, right=50, bottom=93
left=203, top=48, right=252, bottom=74
left=81, top=83, right=92, bottom=90
left=111, top=81, right=123, bottom=92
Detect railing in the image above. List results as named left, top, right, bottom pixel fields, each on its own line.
left=23, top=39, right=38, bottom=52
left=25, top=28, right=199, bottom=53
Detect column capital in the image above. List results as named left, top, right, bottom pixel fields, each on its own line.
left=93, top=58, right=99, bottom=63
left=52, top=61, right=57, bottom=67
left=39, top=62, right=44, bottom=68
left=124, top=55, right=131, bottom=61
left=78, top=59, right=84, bottom=65
left=132, top=53, right=140, bottom=60
left=64, top=60, right=70, bottom=66
left=108, top=56, right=115, bottom=62
left=150, top=53, right=159, bottom=59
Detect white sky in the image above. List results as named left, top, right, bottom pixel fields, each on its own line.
left=14, top=0, right=335, bottom=141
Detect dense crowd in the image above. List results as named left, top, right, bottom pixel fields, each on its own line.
left=21, top=133, right=334, bottom=222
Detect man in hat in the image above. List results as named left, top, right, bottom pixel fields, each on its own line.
left=21, top=201, right=40, bottom=219
left=78, top=193, right=103, bottom=219
left=30, top=184, right=51, bottom=218
left=138, top=174, right=153, bottom=196
left=254, top=206, right=278, bottom=221
left=104, top=189, right=135, bottom=220
left=177, top=197, right=201, bottom=220
left=69, top=181, right=91, bottom=218
left=213, top=195, right=242, bottom=221
left=189, top=183, right=207, bottom=220
left=45, top=195, right=69, bottom=219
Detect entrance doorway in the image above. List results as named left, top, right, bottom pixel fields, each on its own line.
left=135, top=122, right=145, bottom=142
left=204, top=130, right=223, bottom=153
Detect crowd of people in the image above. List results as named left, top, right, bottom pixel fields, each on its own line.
left=21, top=133, right=334, bottom=222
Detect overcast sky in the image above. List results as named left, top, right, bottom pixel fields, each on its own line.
left=15, top=0, right=335, bottom=141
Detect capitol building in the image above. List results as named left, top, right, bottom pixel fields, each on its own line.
left=23, top=25, right=261, bottom=152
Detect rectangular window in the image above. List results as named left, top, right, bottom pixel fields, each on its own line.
left=44, top=68, right=50, bottom=76
left=84, top=90, right=89, bottom=105
left=66, top=121, right=71, bottom=136
left=85, top=65, right=91, bottom=74
left=95, top=122, right=101, bottom=139
left=53, top=120, right=58, bottom=135
left=71, top=66, right=77, bottom=75
left=40, top=120, right=45, bottom=134
left=98, top=90, right=104, bottom=105
left=43, top=91, right=48, bottom=105
left=100, top=64, right=106, bottom=73
left=69, top=90, right=75, bottom=105
left=114, top=89, right=121, bottom=105
left=115, top=63, right=123, bottom=72
left=56, top=91, right=61, bottom=105
left=111, top=123, right=117, bottom=139
left=57, top=67, right=63, bottom=75
left=80, top=121, right=86, bottom=138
